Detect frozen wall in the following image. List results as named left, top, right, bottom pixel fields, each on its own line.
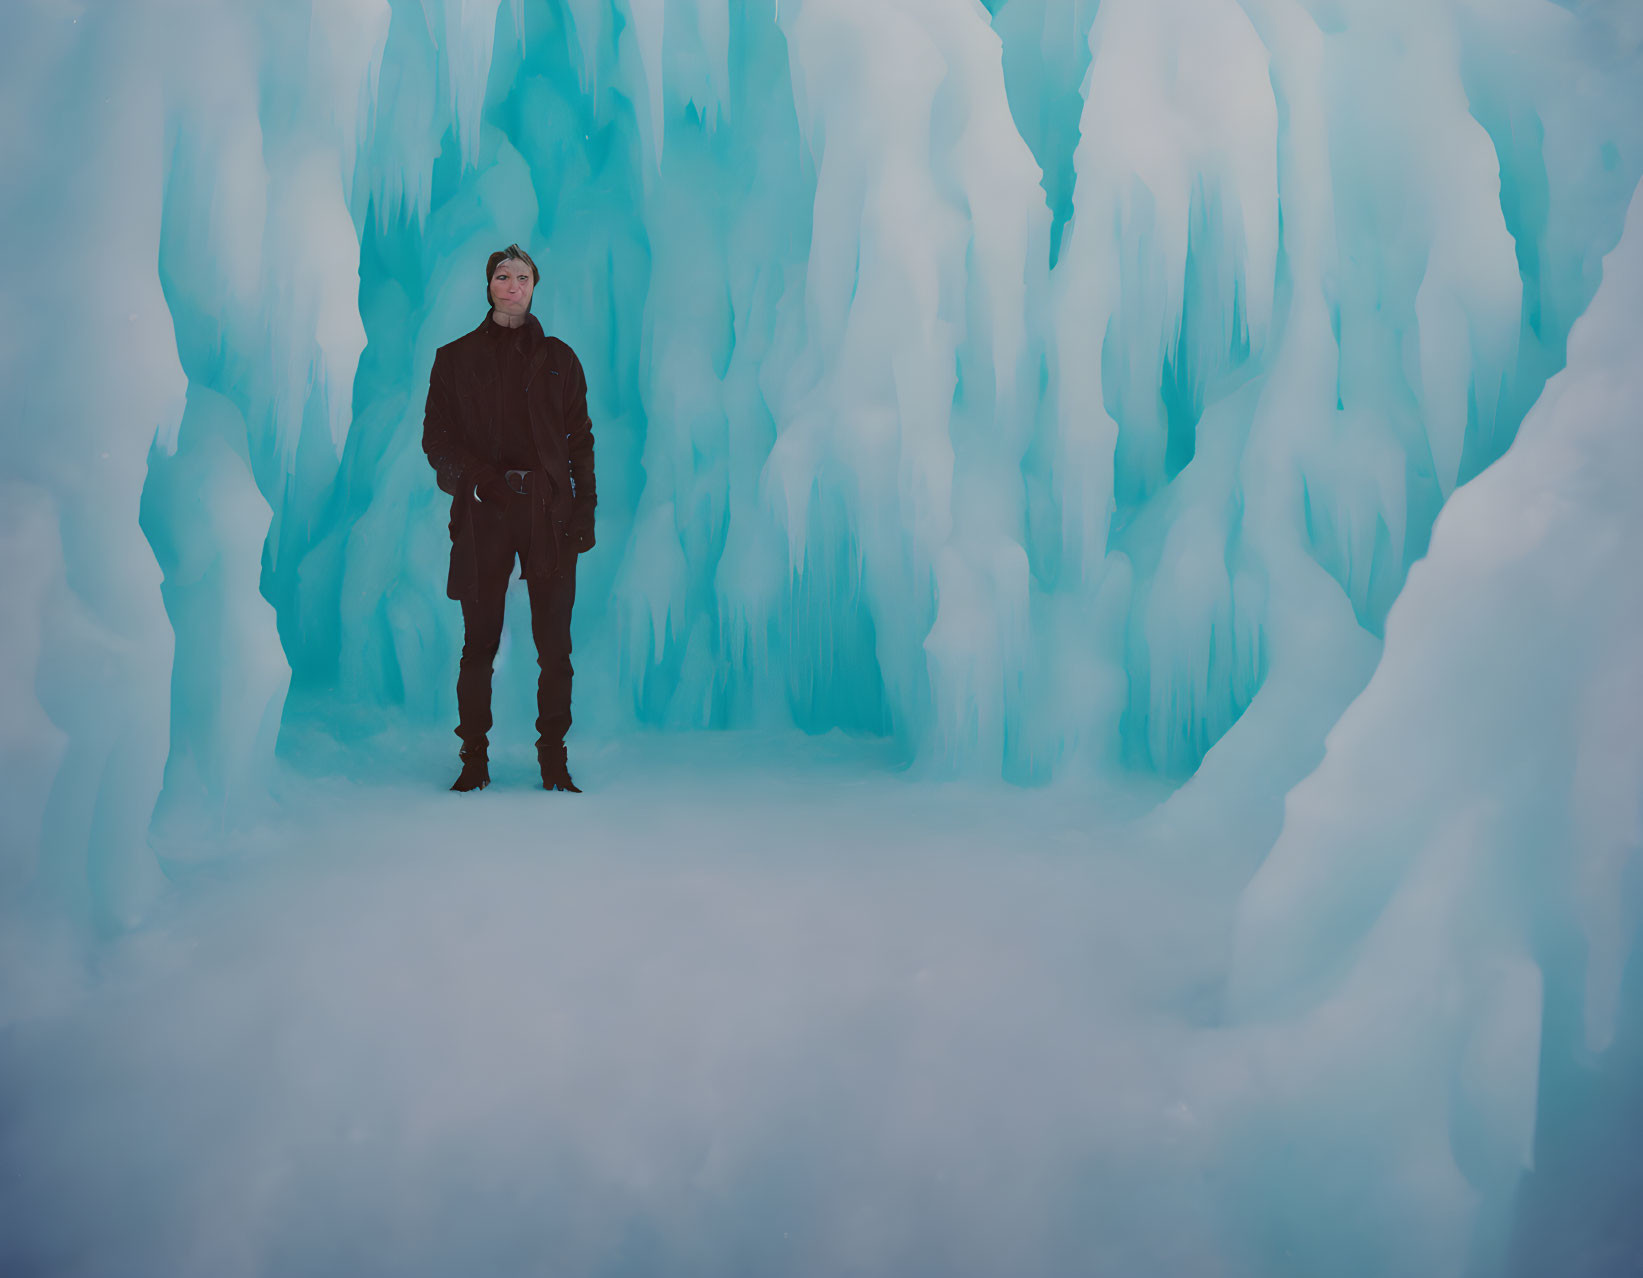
left=1, top=0, right=1642, bottom=1269
left=1207, top=174, right=1643, bottom=1278
left=0, top=0, right=1636, bottom=942
left=299, top=0, right=1641, bottom=803
left=9, top=0, right=1634, bottom=900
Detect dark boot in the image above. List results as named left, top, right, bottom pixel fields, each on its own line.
left=452, top=743, right=490, bottom=792
left=539, top=742, right=580, bottom=793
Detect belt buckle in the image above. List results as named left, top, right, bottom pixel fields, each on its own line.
left=505, top=468, right=530, bottom=495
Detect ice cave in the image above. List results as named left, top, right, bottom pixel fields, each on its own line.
left=2, top=0, right=1641, bottom=1273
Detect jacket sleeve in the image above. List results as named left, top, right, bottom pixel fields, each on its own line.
left=422, top=347, right=495, bottom=497
left=565, top=350, right=596, bottom=533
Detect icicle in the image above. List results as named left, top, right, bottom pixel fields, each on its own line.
left=627, top=0, right=668, bottom=172
left=308, top=0, right=392, bottom=195
left=561, top=0, right=608, bottom=99
left=431, top=0, right=507, bottom=170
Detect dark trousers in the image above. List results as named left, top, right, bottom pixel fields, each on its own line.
left=455, top=493, right=577, bottom=754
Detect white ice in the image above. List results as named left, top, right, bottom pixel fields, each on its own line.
left=3, top=0, right=1643, bottom=1273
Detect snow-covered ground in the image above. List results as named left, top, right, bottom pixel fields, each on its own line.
left=7, top=729, right=1636, bottom=1276
left=3, top=730, right=1284, bottom=1277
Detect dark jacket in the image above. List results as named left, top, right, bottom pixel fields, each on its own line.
left=422, top=312, right=596, bottom=600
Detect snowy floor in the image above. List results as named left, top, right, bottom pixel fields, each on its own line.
left=3, top=730, right=1303, bottom=1276
left=3, top=730, right=1639, bottom=1275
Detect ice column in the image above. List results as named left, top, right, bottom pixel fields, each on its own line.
left=1225, top=175, right=1643, bottom=1278
left=770, top=0, right=1049, bottom=771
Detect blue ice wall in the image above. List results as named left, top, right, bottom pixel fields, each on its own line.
left=0, top=0, right=1636, bottom=917
left=3, top=2, right=1643, bottom=1271
left=0, top=0, right=1637, bottom=902
left=1224, top=180, right=1643, bottom=1274
left=240, top=0, right=1643, bottom=798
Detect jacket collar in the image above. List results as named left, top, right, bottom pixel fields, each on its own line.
left=479, top=310, right=544, bottom=341
left=478, top=310, right=552, bottom=388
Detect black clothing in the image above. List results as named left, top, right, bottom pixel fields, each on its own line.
left=423, top=309, right=594, bottom=756
left=452, top=742, right=490, bottom=792
left=539, top=740, right=580, bottom=792
left=487, top=319, right=537, bottom=469
left=423, top=310, right=596, bottom=600
left=455, top=493, right=577, bottom=754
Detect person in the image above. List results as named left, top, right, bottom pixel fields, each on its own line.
left=421, top=244, right=596, bottom=793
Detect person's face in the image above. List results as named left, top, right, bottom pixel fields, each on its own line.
left=490, top=259, right=534, bottom=316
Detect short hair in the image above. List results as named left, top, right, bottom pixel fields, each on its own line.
left=486, top=244, right=539, bottom=303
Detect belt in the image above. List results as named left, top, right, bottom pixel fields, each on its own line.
left=506, top=467, right=563, bottom=576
